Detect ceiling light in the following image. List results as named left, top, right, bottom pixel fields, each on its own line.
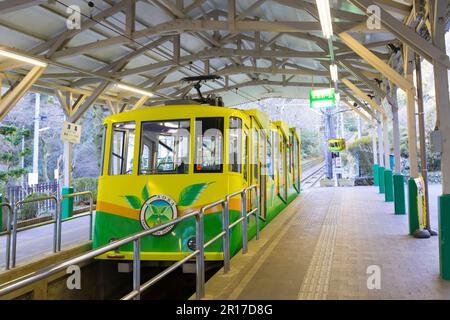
left=330, top=64, right=338, bottom=82
left=315, top=0, right=333, bottom=39
left=117, top=83, right=153, bottom=97
left=0, top=49, right=47, bottom=67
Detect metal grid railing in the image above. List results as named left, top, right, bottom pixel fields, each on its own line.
left=1, top=191, right=95, bottom=270
left=0, top=185, right=259, bottom=300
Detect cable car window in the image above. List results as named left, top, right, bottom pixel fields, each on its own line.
left=252, top=128, right=259, bottom=181
left=229, top=117, right=242, bottom=173
left=244, top=131, right=249, bottom=181
left=109, top=122, right=135, bottom=175
left=279, top=136, right=285, bottom=198
left=195, top=117, right=224, bottom=173
left=266, top=135, right=274, bottom=180
left=139, top=120, right=190, bottom=175
left=288, top=135, right=293, bottom=174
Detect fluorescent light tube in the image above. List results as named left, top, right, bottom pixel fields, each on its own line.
left=315, top=0, right=333, bottom=39
left=330, top=63, right=338, bottom=82
left=117, top=83, right=154, bottom=97
left=0, top=49, right=47, bottom=67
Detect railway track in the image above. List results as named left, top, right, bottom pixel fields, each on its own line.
left=301, top=159, right=325, bottom=190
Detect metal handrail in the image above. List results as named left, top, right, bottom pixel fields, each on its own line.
left=0, top=185, right=260, bottom=300
left=1, top=203, right=13, bottom=270
left=58, top=191, right=94, bottom=251
left=13, top=195, right=58, bottom=268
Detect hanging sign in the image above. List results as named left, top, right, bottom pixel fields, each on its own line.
left=310, top=88, right=336, bottom=108
left=61, top=121, right=82, bottom=144
left=414, top=176, right=427, bottom=229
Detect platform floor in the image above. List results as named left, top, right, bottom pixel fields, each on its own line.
left=202, top=185, right=450, bottom=300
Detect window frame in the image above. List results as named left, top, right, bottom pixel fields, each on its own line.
left=138, top=119, right=191, bottom=175
left=228, top=116, right=243, bottom=174
left=108, top=121, right=136, bottom=176
left=194, top=117, right=225, bottom=174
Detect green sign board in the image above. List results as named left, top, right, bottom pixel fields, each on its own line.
left=310, top=88, right=336, bottom=108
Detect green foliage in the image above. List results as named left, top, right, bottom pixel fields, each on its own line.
left=300, top=129, right=322, bottom=159
left=400, top=127, right=409, bottom=158
left=72, top=177, right=98, bottom=202
left=19, top=192, right=50, bottom=221
left=347, top=136, right=374, bottom=176
left=0, top=124, right=31, bottom=184
left=178, top=182, right=213, bottom=206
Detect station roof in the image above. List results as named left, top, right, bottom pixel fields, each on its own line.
left=0, top=0, right=448, bottom=118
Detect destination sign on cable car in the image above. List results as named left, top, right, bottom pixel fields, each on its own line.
left=310, top=88, right=336, bottom=108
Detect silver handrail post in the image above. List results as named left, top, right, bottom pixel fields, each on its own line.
left=255, top=187, right=260, bottom=240
left=222, top=200, right=230, bottom=273
left=133, top=238, right=141, bottom=300
left=241, top=190, right=248, bottom=254
left=56, top=198, right=61, bottom=252
left=11, top=202, right=19, bottom=268
left=2, top=204, right=12, bottom=270
left=195, top=211, right=205, bottom=299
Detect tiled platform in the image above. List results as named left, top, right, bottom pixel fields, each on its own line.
left=201, top=186, right=450, bottom=300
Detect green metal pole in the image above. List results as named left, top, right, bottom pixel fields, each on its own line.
left=61, top=186, right=74, bottom=220
left=408, top=178, right=420, bottom=235
left=393, top=174, right=406, bottom=215
left=384, top=169, right=394, bottom=202
left=439, top=195, right=450, bottom=280
left=373, top=164, right=380, bottom=186
left=378, top=166, right=385, bottom=194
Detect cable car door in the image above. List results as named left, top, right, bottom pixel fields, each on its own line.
left=259, top=129, right=267, bottom=219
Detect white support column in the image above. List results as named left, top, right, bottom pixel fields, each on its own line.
left=431, top=3, right=450, bottom=194
left=404, top=47, right=419, bottom=178
left=32, top=93, right=40, bottom=176
left=377, top=118, right=384, bottom=167
left=357, top=116, right=362, bottom=139
left=63, top=140, right=72, bottom=187
left=383, top=118, right=390, bottom=169
left=372, top=128, right=378, bottom=165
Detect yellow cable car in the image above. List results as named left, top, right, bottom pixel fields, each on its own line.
left=328, top=138, right=346, bottom=152
left=94, top=103, right=301, bottom=262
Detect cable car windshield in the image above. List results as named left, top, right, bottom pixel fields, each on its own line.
left=139, top=120, right=190, bottom=174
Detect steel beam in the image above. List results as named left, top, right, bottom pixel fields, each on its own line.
left=347, top=0, right=450, bottom=69
left=0, top=66, right=45, bottom=121
left=342, top=99, right=371, bottom=123
left=0, top=0, right=46, bottom=14
left=342, top=78, right=387, bottom=118
left=338, top=32, right=414, bottom=92
left=69, top=81, right=111, bottom=122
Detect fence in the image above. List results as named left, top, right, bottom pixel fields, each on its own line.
left=0, top=185, right=259, bottom=299
left=5, top=181, right=95, bottom=222
left=6, top=181, right=60, bottom=221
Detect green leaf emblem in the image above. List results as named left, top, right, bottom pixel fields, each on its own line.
left=124, top=195, right=142, bottom=210
left=178, top=182, right=213, bottom=206
left=142, top=185, right=150, bottom=201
